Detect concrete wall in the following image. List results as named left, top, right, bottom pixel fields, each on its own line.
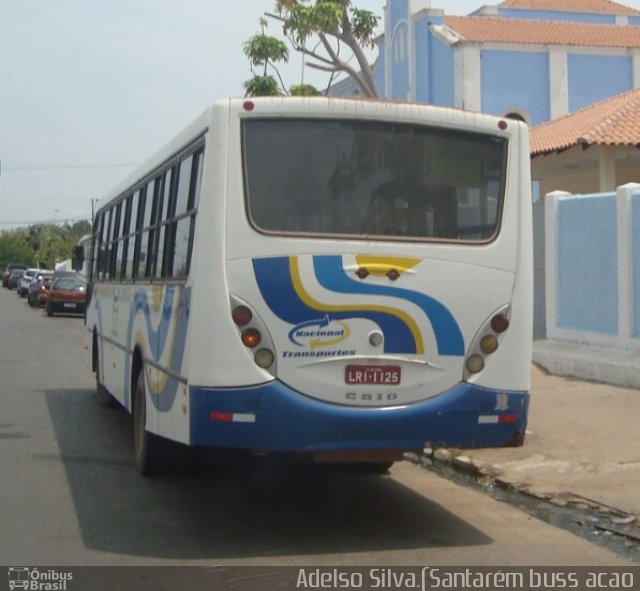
left=544, top=183, right=640, bottom=350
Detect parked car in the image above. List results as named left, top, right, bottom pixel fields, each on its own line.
left=28, top=272, right=54, bottom=307
left=46, top=276, right=87, bottom=316
left=3, top=264, right=28, bottom=287
left=53, top=270, right=78, bottom=280
left=17, top=268, right=41, bottom=298
left=7, top=269, right=26, bottom=290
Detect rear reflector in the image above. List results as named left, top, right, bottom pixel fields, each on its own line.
left=209, top=412, right=256, bottom=423
left=478, top=414, right=518, bottom=424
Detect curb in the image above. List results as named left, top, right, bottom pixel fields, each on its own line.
left=407, top=449, right=640, bottom=548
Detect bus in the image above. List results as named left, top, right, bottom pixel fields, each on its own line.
left=81, top=97, right=533, bottom=475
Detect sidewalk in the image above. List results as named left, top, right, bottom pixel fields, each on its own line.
left=435, top=341, right=640, bottom=520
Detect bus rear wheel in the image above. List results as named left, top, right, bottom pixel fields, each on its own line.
left=134, top=369, right=167, bottom=476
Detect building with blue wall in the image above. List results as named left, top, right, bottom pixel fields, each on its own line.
left=337, top=0, right=640, bottom=127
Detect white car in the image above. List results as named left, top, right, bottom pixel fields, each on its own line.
left=17, top=268, right=53, bottom=298
left=17, top=268, right=40, bottom=298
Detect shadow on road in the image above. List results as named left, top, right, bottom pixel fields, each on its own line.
left=45, top=388, right=492, bottom=560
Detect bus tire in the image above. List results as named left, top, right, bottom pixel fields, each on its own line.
left=134, top=369, right=166, bottom=476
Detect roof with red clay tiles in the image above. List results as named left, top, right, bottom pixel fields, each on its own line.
left=443, top=15, right=640, bottom=48
left=530, top=88, right=640, bottom=156
left=497, top=0, right=640, bottom=16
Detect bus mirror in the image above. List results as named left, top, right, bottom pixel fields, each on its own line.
left=72, top=245, right=85, bottom=271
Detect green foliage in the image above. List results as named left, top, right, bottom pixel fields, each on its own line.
left=289, top=83, right=321, bottom=96
left=349, top=8, right=378, bottom=48
left=243, top=34, right=289, bottom=67
left=242, top=18, right=291, bottom=96
left=0, top=220, right=91, bottom=270
left=277, top=0, right=344, bottom=45
left=244, top=75, right=282, bottom=97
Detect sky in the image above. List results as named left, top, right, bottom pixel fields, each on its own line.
left=2, top=0, right=640, bottom=230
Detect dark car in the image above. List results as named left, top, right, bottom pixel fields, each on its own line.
left=28, top=272, right=54, bottom=307
left=46, top=276, right=87, bottom=316
left=7, top=269, right=26, bottom=290
left=2, top=263, right=28, bottom=287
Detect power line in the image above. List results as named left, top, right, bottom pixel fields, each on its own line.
left=3, top=163, right=139, bottom=172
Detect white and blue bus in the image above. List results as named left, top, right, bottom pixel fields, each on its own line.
left=82, top=97, right=533, bottom=475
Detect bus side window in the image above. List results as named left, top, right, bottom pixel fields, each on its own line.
left=94, top=214, right=105, bottom=282
left=143, top=176, right=161, bottom=279
left=155, top=166, right=175, bottom=279
left=109, top=202, right=123, bottom=280
left=167, top=155, right=192, bottom=278
left=100, top=209, right=112, bottom=281
left=132, top=185, right=147, bottom=281
left=119, top=195, right=133, bottom=280
left=168, top=148, right=202, bottom=278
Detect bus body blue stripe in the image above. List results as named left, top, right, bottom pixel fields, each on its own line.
left=253, top=256, right=465, bottom=356
left=253, top=256, right=418, bottom=353
left=190, top=380, right=529, bottom=450
left=313, top=256, right=464, bottom=356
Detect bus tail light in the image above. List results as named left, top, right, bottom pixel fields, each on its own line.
left=241, top=328, right=261, bottom=348
left=491, top=313, right=510, bottom=334
left=463, top=305, right=511, bottom=380
left=465, top=355, right=484, bottom=375
left=254, top=348, right=275, bottom=369
left=232, top=305, right=253, bottom=326
left=480, top=335, right=498, bottom=355
left=230, top=295, right=277, bottom=376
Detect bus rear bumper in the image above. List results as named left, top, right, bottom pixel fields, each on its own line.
left=189, top=381, right=529, bottom=452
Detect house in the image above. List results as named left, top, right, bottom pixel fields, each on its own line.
left=531, top=87, right=640, bottom=194
left=338, top=0, right=640, bottom=127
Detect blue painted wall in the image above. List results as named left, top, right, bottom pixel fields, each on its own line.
left=556, top=195, right=618, bottom=335
left=481, top=50, right=550, bottom=125
left=568, top=54, right=633, bottom=112
left=631, top=194, right=640, bottom=338
left=418, top=36, right=455, bottom=107
left=388, top=0, right=408, bottom=25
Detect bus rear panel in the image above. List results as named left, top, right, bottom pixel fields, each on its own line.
left=86, top=98, right=532, bottom=469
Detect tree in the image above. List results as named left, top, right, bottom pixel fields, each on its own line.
left=243, top=19, right=291, bottom=96
left=275, top=0, right=379, bottom=96
left=0, top=228, right=35, bottom=268
left=243, top=0, right=380, bottom=98
left=0, top=220, right=91, bottom=270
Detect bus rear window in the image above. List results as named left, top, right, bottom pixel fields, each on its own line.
left=242, top=118, right=507, bottom=243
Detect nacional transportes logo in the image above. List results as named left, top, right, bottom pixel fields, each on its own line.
left=288, top=315, right=350, bottom=349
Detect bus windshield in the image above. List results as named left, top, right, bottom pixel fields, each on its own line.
left=242, top=118, right=507, bottom=242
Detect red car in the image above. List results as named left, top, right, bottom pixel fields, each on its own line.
left=46, top=276, right=87, bottom=316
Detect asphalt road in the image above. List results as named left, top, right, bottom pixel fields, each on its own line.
left=0, top=284, right=634, bottom=569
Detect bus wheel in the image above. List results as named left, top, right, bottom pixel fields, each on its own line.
left=134, top=369, right=166, bottom=476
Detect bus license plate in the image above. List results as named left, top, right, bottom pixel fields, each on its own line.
left=345, top=365, right=401, bottom=385
left=63, top=303, right=77, bottom=308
